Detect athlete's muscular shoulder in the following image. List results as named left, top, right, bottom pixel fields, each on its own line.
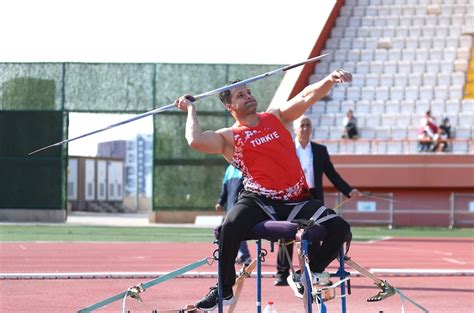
left=266, top=108, right=282, bottom=120
left=216, top=127, right=235, bottom=162
left=265, top=108, right=295, bottom=129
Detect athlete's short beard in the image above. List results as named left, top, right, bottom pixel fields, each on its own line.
left=245, top=100, right=257, bottom=108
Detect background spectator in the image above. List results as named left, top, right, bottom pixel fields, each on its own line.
left=433, top=117, right=452, bottom=152
left=418, top=110, right=438, bottom=152
left=342, top=109, right=358, bottom=139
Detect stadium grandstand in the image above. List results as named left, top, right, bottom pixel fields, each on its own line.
left=308, top=0, right=473, bottom=155
left=271, top=0, right=474, bottom=228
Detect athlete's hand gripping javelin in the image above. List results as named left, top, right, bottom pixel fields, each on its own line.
left=174, top=94, right=196, bottom=112
left=330, top=69, right=352, bottom=84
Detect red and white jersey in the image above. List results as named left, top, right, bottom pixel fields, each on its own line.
left=232, top=112, right=310, bottom=201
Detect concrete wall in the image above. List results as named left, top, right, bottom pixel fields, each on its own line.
left=324, top=154, right=474, bottom=227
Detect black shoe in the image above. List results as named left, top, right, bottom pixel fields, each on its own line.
left=195, top=286, right=235, bottom=311
left=274, top=275, right=289, bottom=286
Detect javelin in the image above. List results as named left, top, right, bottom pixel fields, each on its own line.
left=29, top=53, right=331, bottom=155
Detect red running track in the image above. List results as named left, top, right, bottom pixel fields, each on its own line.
left=1, top=237, right=473, bottom=312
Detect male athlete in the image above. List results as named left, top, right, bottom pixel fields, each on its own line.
left=174, top=68, right=352, bottom=311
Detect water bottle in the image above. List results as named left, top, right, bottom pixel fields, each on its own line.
left=262, top=301, right=277, bottom=313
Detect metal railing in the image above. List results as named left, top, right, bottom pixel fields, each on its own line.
left=450, top=193, right=474, bottom=228
left=336, top=192, right=394, bottom=228
left=318, top=138, right=474, bottom=155
left=328, top=192, right=474, bottom=228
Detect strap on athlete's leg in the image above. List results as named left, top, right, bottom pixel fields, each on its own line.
left=253, top=197, right=278, bottom=221
left=253, top=197, right=311, bottom=222
left=253, top=198, right=310, bottom=279
left=286, top=201, right=308, bottom=222
left=279, top=238, right=297, bottom=278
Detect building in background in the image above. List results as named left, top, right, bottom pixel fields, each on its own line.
left=67, top=156, right=125, bottom=212
left=96, top=134, right=153, bottom=212
left=125, top=134, right=153, bottom=198
left=97, top=140, right=127, bottom=160
left=97, top=134, right=152, bottom=197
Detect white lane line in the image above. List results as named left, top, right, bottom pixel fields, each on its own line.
left=442, top=258, right=467, bottom=265
left=433, top=250, right=453, bottom=256
left=2, top=269, right=474, bottom=279
left=353, top=236, right=392, bottom=244
left=369, top=268, right=474, bottom=275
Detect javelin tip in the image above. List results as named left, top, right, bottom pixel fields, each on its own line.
left=29, top=143, right=59, bottom=155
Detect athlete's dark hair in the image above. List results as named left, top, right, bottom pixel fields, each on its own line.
left=219, top=79, right=242, bottom=104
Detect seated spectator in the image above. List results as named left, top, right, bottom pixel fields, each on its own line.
left=439, top=116, right=452, bottom=139
left=418, top=126, right=434, bottom=152
left=418, top=110, right=438, bottom=152
left=433, top=117, right=452, bottom=152
left=419, top=110, right=438, bottom=131
left=342, top=109, right=359, bottom=139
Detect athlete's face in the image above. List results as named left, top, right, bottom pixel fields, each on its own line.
left=294, top=117, right=312, bottom=143
left=226, top=85, right=257, bottom=114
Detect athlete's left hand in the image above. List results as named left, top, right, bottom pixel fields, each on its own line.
left=331, top=69, right=352, bottom=84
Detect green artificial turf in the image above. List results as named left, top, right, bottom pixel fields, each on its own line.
left=0, top=225, right=472, bottom=242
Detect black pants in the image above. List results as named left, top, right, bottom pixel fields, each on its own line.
left=218, top=190, right=350, bottom=292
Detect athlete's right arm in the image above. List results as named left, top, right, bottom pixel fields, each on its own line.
left=175, top=95, right=228, bottom=155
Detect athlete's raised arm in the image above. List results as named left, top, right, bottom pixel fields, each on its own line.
left=175, top=95, right=228, bottom=155
left=269, top=69, right=352, bottom=124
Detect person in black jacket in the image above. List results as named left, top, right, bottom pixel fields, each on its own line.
left=274, top=115, right=360, bottom=286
